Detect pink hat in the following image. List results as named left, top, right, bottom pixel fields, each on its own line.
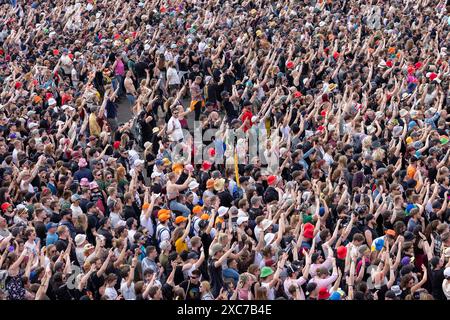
left=89, top=181, right=99, bottom=190
left=78, top=158, right=87, bottom=168
left=80, top=178, right=89, bottom=187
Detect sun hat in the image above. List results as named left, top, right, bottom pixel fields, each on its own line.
left=237, top=216, right=249, bottom=226
left=261, top=219, right=273, bottom=231
left=206, top=179, right=215, bottom=189
left=214, top=178, right=225, bottom=191
left=89, top=181, right=99, bottom=190
left=218, top=206, right=229, bottom=217
left=75, top=234, right=86, bottom=246
left=260, top=266, right=274, bottom=278
left=202, top=160, right=212, bottom=171
left=188, top=180, right=199, bottom=190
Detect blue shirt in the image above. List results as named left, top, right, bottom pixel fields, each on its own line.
left=46, top=233, right=58, bottom=246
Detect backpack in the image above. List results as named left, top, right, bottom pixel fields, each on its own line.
left=156, top=226, right=170, bottom=246
left=189, top=216, right=199, bottom=238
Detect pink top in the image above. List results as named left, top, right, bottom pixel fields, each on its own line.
left=115, top=59, right=125, bottom=76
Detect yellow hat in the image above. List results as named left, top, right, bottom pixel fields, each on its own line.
left=256, top=30, right=263, bottom=37
left=162, top=158, right=171, bottom=166
left=406, top=137, right=413, bottom=144
left=250, top=9, right=257, bottom=15
left=200, top=214, right=209, bottom=221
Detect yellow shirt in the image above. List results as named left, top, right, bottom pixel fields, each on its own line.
left=175, top=238, right=188, bottom=254
left=89, top=113, right=101, bottom=137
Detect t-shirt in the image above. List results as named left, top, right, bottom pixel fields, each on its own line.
left=179, top=280, right=201, bottom=300
left=167, top=117, right=184, bottom=142
left=175, top=238, right=188, bottom=254
left=120, top=279, right=136, bottom=300
left=208, top=258, right=224, bottom=298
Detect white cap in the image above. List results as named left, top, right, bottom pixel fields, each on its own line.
left=134, top=159, right=144, bottom=167
left=237, top=216, right=249, bottom=226
left=48, top=98, right=57, bottom=106
left=218, top=206, right=229, bottom=217
left=144, top=43, right=151, bottom=51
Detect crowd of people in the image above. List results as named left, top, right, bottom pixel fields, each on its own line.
left=0, top=0, right=450, bottom=301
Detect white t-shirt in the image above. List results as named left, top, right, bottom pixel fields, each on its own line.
left=110, top=212, right=125, bottom=229
left=120, top=279, right=136, bottom=300
left=140, top=213, right=154, bottom=237
left=167, top=67, right=181, bottom=85
left=104, top=287, right=118, bottom=300
left=156, top=223, right=170, bottom=242
left=167, top=117, right=184, bottom=142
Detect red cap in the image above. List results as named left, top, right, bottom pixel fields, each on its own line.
left=318, top=287, right=330, bottom=300
left=320, top=110, right=327, bottom=117
left=294, top=91, right=302, bottom=98
left=46, top=93, right=53, bottom=100
left=414, top=62, right=422, bottom=69
left=407, top=66, right=415, bottom=75
left=386, top=60, right=393, bottom=68
left=114, top=34, right=120, bottom=40
left=332, top=51, right=339, bottom=60
left=113, top=141, right=121, bottom=149
left=53, top=49, right=59, bottom=56
left=14, top=82, right=22, bottom=89
left=202, top=160, right=212, bottom=171
left=337, top=246, right=347, bottom=259
left=428, top=72, right=438, bottom=81
left=267, top=175, right=277, bottom=186
left=68, top=53, right=74, bottom=59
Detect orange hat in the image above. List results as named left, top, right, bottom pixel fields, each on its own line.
left=206, top=179, right=215, bottom=189
left=200, top=214, right=209, bottom=220
left=142, top=203, right=150, bottom=210
left=172, top=163, right=184, bottom=174
left=175, top=216, right=187, bottom=224
left=192, top=205, right=203, bottom=215
left=159, top=214, right=171, bottom=222
left=215, top=217, right=224, bottom=225
left=385, top=229, right=396, bottom=237
left=33, top=96, right=42, bottom=104
left=158, top=209, right=171, bottom=217
left=388, top=47, right=396, bottom=54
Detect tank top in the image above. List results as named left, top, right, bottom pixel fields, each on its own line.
left=115, top=60, right=125, bottom=76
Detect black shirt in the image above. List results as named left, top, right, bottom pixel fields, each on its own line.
left=179, top=280, right=201, bottom=300
left=208, top=258, right=224, bottom=298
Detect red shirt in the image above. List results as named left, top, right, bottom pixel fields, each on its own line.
left=241, top=110, right=253, bottom=132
